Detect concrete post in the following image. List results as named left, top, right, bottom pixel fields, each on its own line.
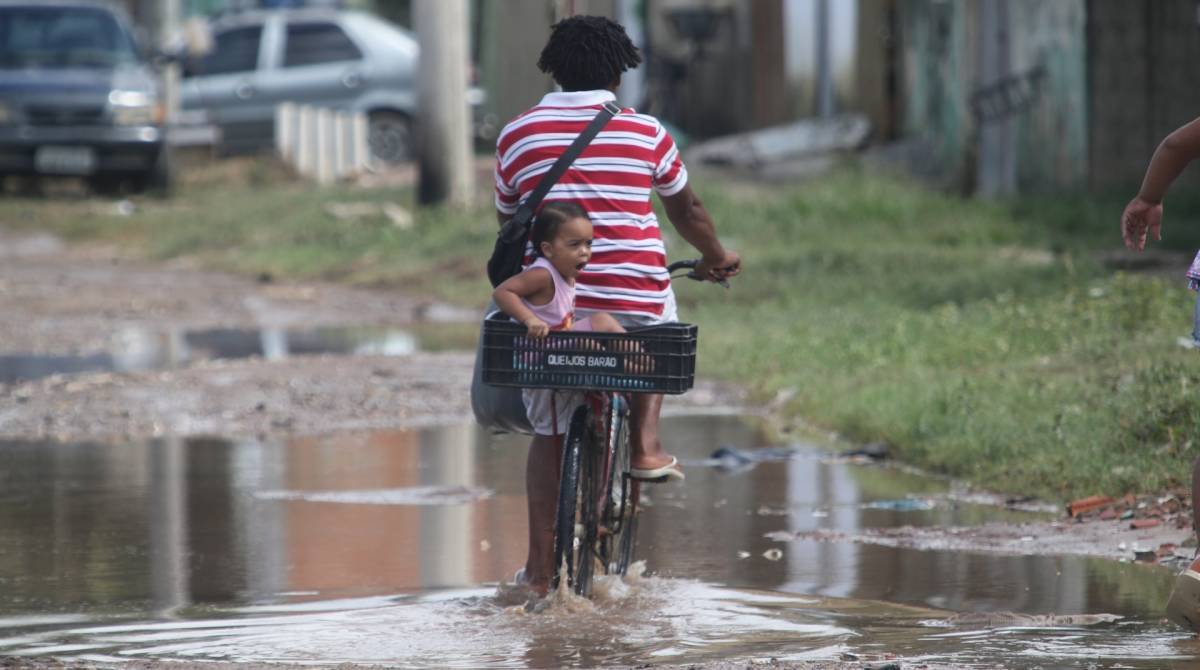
left=315, top=108, right=334, bottom=185
left=276, top=102, right=295, bottom=161
left=352, top=112, right=370, bottom=174
left=414, top=0, right=474, bottom=207
left=333, top=111, right=349, bottom=178
left=296, top=105, right=315, bottom=177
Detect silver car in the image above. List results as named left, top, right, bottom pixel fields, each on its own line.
left=182, top=8, right=483, bottom=164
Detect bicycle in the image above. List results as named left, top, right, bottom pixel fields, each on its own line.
left=481, top=260, right=724, bottom=597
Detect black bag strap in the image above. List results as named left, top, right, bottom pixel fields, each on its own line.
left=498, top=100, right=621, bottom=243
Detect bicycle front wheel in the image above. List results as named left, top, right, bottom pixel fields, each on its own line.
left=603, top=394, right=639, bottom=576
left=552, top=404, right=600, bottom=597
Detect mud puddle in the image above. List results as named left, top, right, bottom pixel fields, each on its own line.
left=0, top=417, right=1194, bottom=667
left=0, top=324, right=476, bottom=385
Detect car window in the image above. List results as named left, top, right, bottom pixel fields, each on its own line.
left=283, top=22, right=361, bottom=67
left=195, top=25, right=261, bottom=76
left=0, top=6, right=137, bottom=69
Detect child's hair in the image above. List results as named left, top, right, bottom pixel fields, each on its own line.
left=532, top=201, right=589, bottom=256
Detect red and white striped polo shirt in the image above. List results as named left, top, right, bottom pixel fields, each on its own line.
left=494, top=89, right=688, bottom=319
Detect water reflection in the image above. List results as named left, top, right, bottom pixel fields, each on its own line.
left=0, top=324, right=477, bottom=385
left=0, top=416, right=1191, bottom=667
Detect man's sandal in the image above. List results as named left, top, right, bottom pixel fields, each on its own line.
left=630, top=456, right=685, bottom=482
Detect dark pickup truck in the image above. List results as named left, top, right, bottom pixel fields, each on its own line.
left=0, top=1, right=170, bottom=193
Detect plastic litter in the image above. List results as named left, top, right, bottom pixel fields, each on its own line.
left=862, top=498, right=935, bottom=512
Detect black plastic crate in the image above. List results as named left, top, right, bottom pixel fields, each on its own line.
left=481, top=317, right=697, bottom=394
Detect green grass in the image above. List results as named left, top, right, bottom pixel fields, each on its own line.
left=3, top=160, right=1199, bottom=502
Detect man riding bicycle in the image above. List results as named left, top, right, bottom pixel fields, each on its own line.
left=494, top=14, right=741, bottom=595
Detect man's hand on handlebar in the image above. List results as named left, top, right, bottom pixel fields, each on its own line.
left=696, top=251, right=741, bottom=283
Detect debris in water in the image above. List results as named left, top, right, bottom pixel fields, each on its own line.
left=383, top=203, right=413, bottom=229
left=927, top=612, right=1122, bottom=629
left=862, top=498, right=935, bottom=512
left=736, top=551, right=750, bottom=559
left=256, top=485, right=493, bottom=506
left=762, top=548, right=783, bottom=561
left=1134, top=549, right=1158, bottom=563
left=1067, top=495, right=1114, bottom=518
left=708, top=445, right=803, bottom=473
left=839, top=441, right=890, bottom=461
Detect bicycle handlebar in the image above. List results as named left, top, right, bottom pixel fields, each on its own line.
left=666, top=259, right=731, bottom=288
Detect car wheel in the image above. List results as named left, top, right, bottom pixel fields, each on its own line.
left=368, top=110, right=412, bottom=165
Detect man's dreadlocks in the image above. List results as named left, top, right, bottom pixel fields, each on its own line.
left=537, top=15, right=642, bottom=92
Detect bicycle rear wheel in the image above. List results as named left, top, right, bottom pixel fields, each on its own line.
left=552, top=404, right=600, bottom=597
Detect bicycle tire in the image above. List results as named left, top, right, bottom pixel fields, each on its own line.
left=604, top=395, right=639, bottom=575
left=551, top=404, right=596, bottom=596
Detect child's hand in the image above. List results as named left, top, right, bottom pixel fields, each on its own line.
left=524, top=318, right=550, bottom=338
left=1122, top=196, right=1163, bottom=251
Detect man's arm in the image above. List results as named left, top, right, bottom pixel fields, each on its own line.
left=1122, top=117, right=1200, bottom=250
left=660, top=184, right=741, bottom=280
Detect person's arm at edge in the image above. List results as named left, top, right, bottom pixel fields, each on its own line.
left=1139, top=118, right=1200, bottom=203
left=493, top=268, right=552, bottom=337
left=1122, top=117, right=1200, bottom=250
left=660, top=184, right=741, bottom=280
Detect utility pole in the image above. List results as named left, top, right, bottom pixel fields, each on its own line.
left=815, top=0, right=834, bottom=118
left=415, top=0, right=474, bottom=207
left=158, top=0, right=181, bottom=127
left=976, top=0, right=1015, bottom=197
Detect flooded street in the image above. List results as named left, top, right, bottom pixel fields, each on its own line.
left=1, top=416, right=1194, bottom=668
left=0, top=324, right=473, bottom=385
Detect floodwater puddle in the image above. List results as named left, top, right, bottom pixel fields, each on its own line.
left=0, top=323, right=477, bottom=384
left=0, top=416, right=1194, bottom=667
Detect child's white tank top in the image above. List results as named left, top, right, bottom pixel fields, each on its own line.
left=521, top=257, right=575, bottom=331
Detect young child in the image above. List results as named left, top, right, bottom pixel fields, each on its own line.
left=492, top=201, right=677, bottom=596
left=1121, top=116, right=1200, bottom=631
left=493, top=201, right=629, bottom=430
